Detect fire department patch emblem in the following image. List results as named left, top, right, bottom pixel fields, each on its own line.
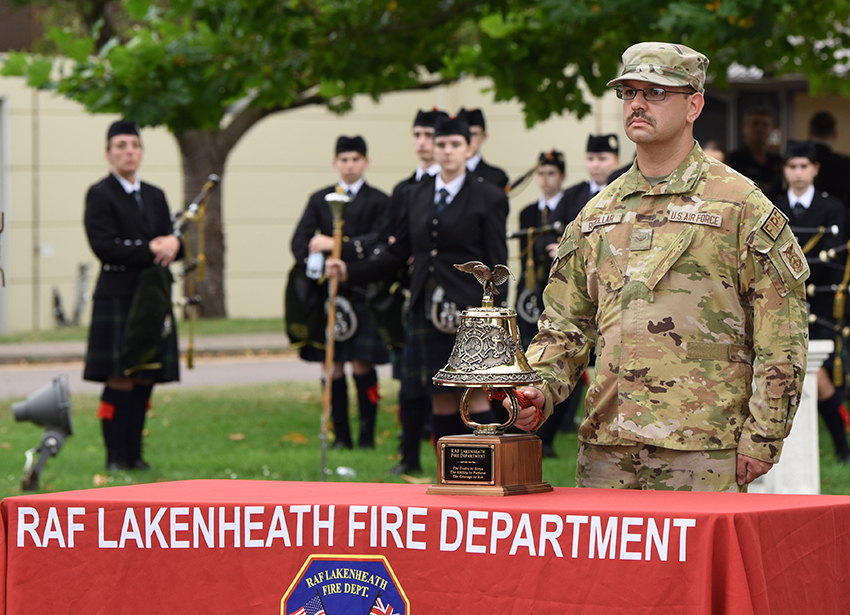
left=282, top=555, right=409, bottom=614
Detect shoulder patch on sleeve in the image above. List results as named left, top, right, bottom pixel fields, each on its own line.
left=778, top=238, right=808, bottom=280
left=761, top=206, right=788, bottom=242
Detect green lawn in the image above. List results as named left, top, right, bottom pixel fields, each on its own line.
left=0, top=317, right=284, bottom=345
left=1, top=379, right=848, bottom=499
left=0, top=380, right=578, bottom=499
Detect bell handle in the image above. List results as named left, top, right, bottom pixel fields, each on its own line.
left=460, top=387, right=518, bottom=435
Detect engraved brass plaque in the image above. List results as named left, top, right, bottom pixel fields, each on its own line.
left=441, top=442, right=495, bottom=485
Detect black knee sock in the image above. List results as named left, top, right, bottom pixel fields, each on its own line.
left=431, top=413, right=467, bottom=442
left=100, top=387, right=134, bottom=467
left=330, top=377, right=352, bottom=447
left=354, top=370, right=379, bottom=448
left=399, top=392, right=429, bottom=469
left=467, top=409, right=495, bottom=434
left=126, top=385, right=153, bottom=464
left=819, top=390, right=850, bottom=459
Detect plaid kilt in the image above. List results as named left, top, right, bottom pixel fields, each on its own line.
left=299, top=293, right=390, bottom=365
left=84, top=296, right=180, bottom=383
left=401, top=301, right=456, bottom=395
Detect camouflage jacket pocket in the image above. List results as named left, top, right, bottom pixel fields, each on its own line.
left=646, top=225, right=695, bottom=291
left=764, top=360, right=799, bottom=399
left=596, top=232, right=624, bottom=292
left=764, top=360, right=800, bottom=433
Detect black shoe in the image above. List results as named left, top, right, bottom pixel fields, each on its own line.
left=389, top=462, right=421, bottom=475
left=541, top=444, right=557, bottom=459
left=358, top=442, right=375, bottom=450
left=838, top=451, right=850, bottom=464
left=129, top=459, right=151, bottom=470
left=106, top=461, right=129, bottom=471
left=331, top=440, right=352, bottom=450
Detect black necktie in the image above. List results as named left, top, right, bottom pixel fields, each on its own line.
left=435, top=188, right=450, bottom=213
left=345, top=189, right=354, bottom=199
left=793, top=202, right=805, bottom=219
left=132, top=190, right=144, bottom=212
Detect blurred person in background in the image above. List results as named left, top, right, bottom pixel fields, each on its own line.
left=84, top=120, right=182, bottom=471
left=290, top=135, right=390, bottom=450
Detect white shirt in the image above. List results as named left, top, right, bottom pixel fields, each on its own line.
left=466, top=153, right=482, bottom=172
left=434, top=172, right=467, bottom=205
left=415, top=163, right=441, bottom=181
left=537, top=191, right=564, bottom=212
left=338, top=177, right=365, bottom=198
left=588, top=181, right=605, bottom=198
left=113, top=172, right=141, bottom=195
left=787, top=185, right=815, bottom=209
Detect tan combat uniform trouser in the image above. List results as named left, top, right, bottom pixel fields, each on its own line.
left=576, top=442, right=745, bottom=492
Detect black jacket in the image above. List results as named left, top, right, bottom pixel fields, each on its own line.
left=291, top=182, right=390, bottom=269
left=470, top=158, right=509, bottom=190
left=386, top=173, right=419, bottom=242
left=727, top=147, right=784, bottom=200
left=348, top=174, right=509, bottom=308
left=516, top=195, right=574, bottom=290
left=561, top=180, right=603, bottom=226
left=774, top=189, right=846, bottom=333
left=812, top=142, right=850, bottom=210
left=84, top=174, right=179, bottom=298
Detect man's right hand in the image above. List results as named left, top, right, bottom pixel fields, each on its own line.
left=325, top=258, right=348, bottom=282
left=308, top=234, right=333, bottom=254
left=503, top=386, right=545, bottom=431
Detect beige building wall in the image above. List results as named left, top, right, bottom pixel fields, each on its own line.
left=0, top=75, right=630, bottom=333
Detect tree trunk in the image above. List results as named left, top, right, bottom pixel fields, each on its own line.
left=175, top=130, right=228, bottom=318
left=172, top=108, right=279, bottom=318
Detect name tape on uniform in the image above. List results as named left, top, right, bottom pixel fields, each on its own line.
left=667, top=206, right=722, bottom=227
left=582, top=213, right=623, bottom=233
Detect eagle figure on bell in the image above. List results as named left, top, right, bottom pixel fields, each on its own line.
left=454, top=261, right=514, bottom=299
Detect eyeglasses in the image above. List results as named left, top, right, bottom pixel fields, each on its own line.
left=614, top=86, right=694, bottom=102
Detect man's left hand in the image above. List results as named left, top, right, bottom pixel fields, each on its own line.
left=736, top=454, right=772, bottom=485
left=150, top=234, right=180, bottom=266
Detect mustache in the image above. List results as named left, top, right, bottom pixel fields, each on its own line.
left=627, top=111, right=655, bottom=127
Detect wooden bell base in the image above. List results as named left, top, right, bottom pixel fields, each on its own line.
left=426, top=433, right=553, bottom=496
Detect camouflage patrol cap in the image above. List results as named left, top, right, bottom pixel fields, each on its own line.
left=607, top=42, right=709, bottom=94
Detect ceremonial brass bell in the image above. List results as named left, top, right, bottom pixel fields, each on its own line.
left=433, top=262, right=543, bottom=435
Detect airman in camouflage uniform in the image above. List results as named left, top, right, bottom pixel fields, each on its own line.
left=512, top=42, right=810, bottom=492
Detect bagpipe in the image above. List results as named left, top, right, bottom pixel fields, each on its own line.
left=171, top=174, right=220, bottom=368
left=503, top=160, right=540, bottom=196
left=794, top=223, right=849, bottom=385
left=506, top=221, right=566, bottom=330
left=503, top=150, right=570, bottom=330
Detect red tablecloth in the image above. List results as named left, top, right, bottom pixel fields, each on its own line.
left=2, top=480, right=849, bottom=614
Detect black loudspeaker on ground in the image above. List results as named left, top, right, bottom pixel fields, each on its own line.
left=12, top=374, right=74, bottom=491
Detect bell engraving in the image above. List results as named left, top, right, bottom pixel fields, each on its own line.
left=447, top=319, right=518, bottom=372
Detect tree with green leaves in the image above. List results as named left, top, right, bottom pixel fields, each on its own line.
left=453, top=0, right=850, bottom=126
left=5, top=0, right=850, bottom=315
left=3, top=0, right=504, bottom=315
